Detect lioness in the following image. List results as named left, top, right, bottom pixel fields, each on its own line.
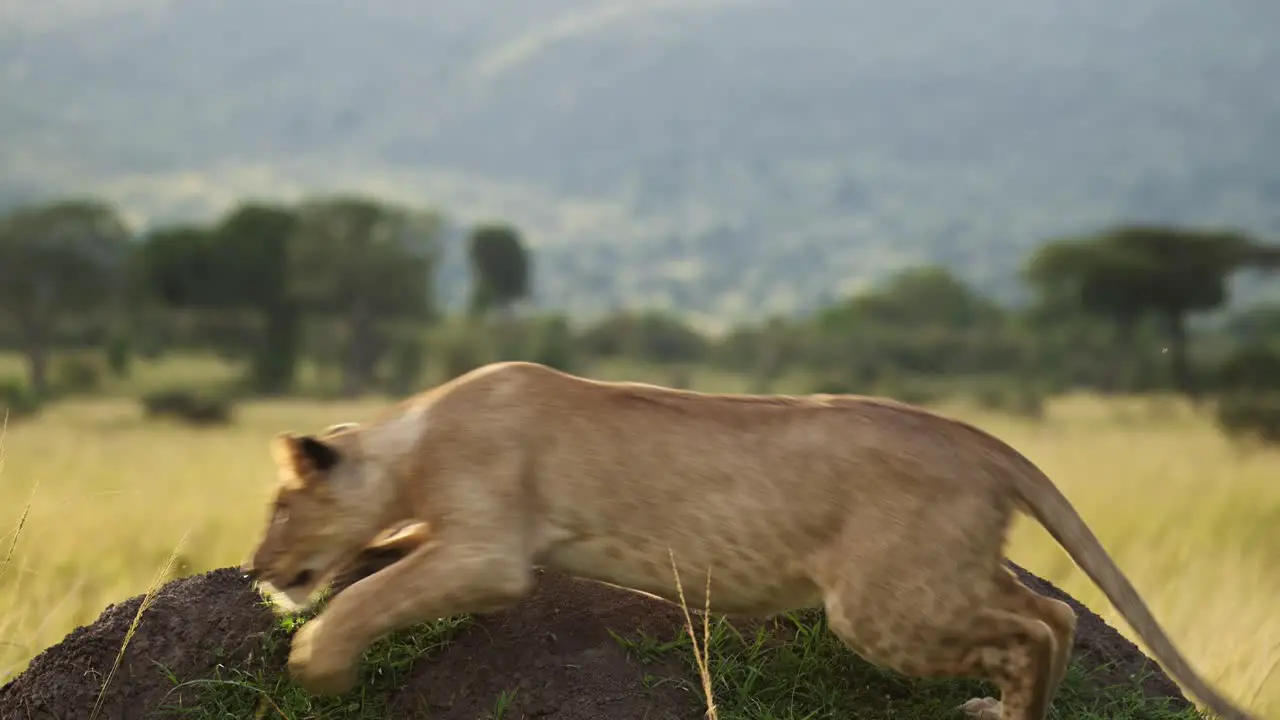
left=241, top=361, right=1256, bottom=720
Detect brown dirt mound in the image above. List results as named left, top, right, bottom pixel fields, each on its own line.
left=0, top=560, right=1191, bottom=720
left=0, top=568, right=275, bottom=720
left=1005, top=561, right=1191, bottom=705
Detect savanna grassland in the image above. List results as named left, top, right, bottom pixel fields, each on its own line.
left=0, top=355, right=1277, bottom=717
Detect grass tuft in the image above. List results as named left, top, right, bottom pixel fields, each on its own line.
left=669, top=548, right=718, bottom=719
left=92, top=531, right=192, bottom=720
left=160, top=593, right=471, bottom=720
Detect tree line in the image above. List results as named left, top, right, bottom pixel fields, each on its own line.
left=2, top=194, right=1279, bottom=416
left=0, top=195, right=535, bottom=398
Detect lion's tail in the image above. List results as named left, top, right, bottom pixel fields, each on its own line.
left=1009, top=454, right=1256, bottom=720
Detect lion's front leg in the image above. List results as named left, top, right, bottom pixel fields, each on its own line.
left=288, top=538, right=535, bottom=696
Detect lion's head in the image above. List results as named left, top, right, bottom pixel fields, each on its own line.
left=241, top=424, right=396, bottom=612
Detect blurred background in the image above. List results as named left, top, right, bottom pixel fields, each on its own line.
left=0, top=0, right=1278, bottom=715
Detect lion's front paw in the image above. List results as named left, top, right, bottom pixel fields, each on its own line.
left=958, top=696, right=1002, bottom=720
left=287, top=619, right=360, bottom=696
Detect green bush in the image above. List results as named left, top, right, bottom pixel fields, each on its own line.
left=578, top=311, right=707, bottom=364
left=438, top=328, right=491, bottom=382
left=387, top=334, right=427, bottom=395
left=1217, top=345, right=1280, bottom=393
left=526, top=315, right=577, bottom=373
left=0, top=380, right=43, bottom=420
left=1215, top=393, right=1280, bottom=444
left=248, top=317, right=302, bottom=396
left=141, top=389, right=235, bottom=426
left=105, top=332, right=133, bottom=378
left=51, top=354, right=104, bottom=395
left=808, top=375, right=861, bottom=396
left=873, top=380, right=944, bottom=407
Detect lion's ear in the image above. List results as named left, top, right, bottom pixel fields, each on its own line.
left=271, top=432, right=342, bottom=483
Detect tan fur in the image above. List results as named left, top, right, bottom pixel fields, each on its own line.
left=241, top=361, right=1256, bottom=720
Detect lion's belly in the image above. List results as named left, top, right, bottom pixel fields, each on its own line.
left=532, top=528, right=823, bottom=616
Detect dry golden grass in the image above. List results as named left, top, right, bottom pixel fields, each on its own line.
left=985, top=394, right=1280, bottom=715
left=0, top=367, right=1277, bottom=716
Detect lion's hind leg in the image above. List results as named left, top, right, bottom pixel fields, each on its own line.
left=823, top=588, right=1058, bottom=720
left=950, top=568, right=1078, bottom=719
left=814, top=545, right=1062, bottom=720
left=989, top=567, right=1077, bottom=705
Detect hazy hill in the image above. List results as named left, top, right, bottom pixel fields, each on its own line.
left=2, top=0, right=1278, bottom=325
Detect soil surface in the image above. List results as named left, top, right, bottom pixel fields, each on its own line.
left=0, top=567, right=274, bottom=720
left=0, top=560, right=1192, bottom=720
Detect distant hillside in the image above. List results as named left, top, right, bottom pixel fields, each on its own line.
left=2, top=0, right=1278, bottom=325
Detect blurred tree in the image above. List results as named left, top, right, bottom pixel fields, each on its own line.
left=577, top=310, right=707, bottom=365
left=386, top=331, right=426, bottom=396
left=105, top=331, right=133, bottom=378
left=212, top=202, right=302, bottom=393
left=810, top=266, right=1016, bottom=379
left=132, top=223, right=209, bottom=365
left=837, top=266, right=1006, bottom=331
left=525, top=314, right=576, bottom=372
left=289, top=195, right=442, bottom=396
left=467, top=223, right=530, bottom=319
left=137, top=203, right=320, bottom=394
left=1217, top=344, right=1280, bottom=394
left=1025, top=225, right=1280, bottom=396
left=1225, top=305, right=1280, bottom=349
left=136, top=224, right=218, bottom=308
left=0, top=199, right=133, bottom=395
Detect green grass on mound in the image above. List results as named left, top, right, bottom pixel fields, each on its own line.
left=165, top=601, right=1201, bottom=720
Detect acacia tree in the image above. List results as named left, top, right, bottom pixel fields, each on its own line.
left=0, top=199, right=133, bottom=395
left=466, top=223, right=530, bottom=319
left=1025, top=224, right=1280, bottom=396
left=289, top=195, right=442, bottom=396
